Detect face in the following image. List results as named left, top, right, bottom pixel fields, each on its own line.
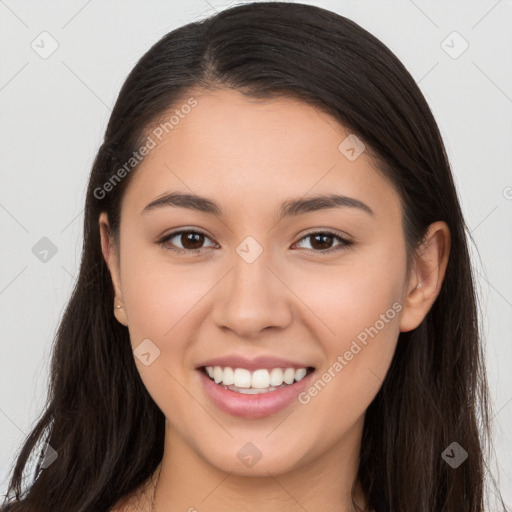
left=99, top=89, right=445, bottom=477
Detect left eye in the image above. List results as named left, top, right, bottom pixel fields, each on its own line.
left=294, top=231, right=353, bottom=253
left=158, top=230, right=353, bottom=255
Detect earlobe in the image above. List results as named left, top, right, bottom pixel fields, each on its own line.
left=99, top=212, right=128, bottom=327
left=113, top=301, right=128, bottom=327
left=399, top=221, right=451, bottom=333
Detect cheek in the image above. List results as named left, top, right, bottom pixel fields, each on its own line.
left=118, top=247, right=212, bottom=422
left=119, top=240, right=213, bottom=341
left=295, top=294, right=401, bottom=451
left=285, top=244, right=404, bottom=418
left=294, top=247, right=404, bottom=425
left=285, top=242, right=405, bottom=344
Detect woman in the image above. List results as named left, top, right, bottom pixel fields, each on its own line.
left=2, top=2, right=508, bottom=511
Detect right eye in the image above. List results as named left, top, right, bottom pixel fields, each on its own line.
left=158, top=230, right=217, bottom=254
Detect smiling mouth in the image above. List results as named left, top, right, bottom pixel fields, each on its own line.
left=199, top=366, right=316, bottom=394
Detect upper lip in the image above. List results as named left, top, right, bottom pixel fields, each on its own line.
left=196, top=354, right=314, bottom=372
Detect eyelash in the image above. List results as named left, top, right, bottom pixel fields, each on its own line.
left=157, top=229, right=354, bottom=255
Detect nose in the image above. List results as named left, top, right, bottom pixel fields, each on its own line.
left=210, top=247, right=293, bottom=338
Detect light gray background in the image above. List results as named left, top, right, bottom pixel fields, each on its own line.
left=1, top=0, right=511, bottom=507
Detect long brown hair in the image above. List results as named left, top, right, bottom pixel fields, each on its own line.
left=2, top=2, right=508, bottom=511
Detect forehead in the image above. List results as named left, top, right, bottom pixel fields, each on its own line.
left=121, top=89, right=401, bottom=224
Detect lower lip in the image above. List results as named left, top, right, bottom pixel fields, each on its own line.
left=197, top=368, right=315, bottom=419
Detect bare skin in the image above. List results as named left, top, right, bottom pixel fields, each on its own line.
left=101, top=89, right=450, bottom=511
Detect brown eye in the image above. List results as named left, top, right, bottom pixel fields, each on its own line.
left=309, top=233, right=335, bottom=250
left=158, top=229, right=353, bottom=256
left=178, top=232, right=205, bottom=250
left=159, top=230, right=216, bottom=254
left=295, top=231, right=353, bottom=254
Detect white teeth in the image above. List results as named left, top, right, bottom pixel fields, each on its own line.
left=295, top=368, right=307, bottom=381
left=213, top=366, right=223, bottom=384
left=283, top=368, right=295, bottom=385
left=233, top=368, right=251, bottom=388
left=269, top=368, right=284, bottom=386
left=222, top=366, right=234, bottom=386
left=204, top=365, right=311, bottom=390
left=251, top=369, right=270, bottom=388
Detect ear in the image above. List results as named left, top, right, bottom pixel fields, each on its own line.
left=399, top=221, right=451, bottom=332
left=99, top=212, right=128, bottom=326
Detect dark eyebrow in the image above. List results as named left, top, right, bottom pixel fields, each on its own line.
left=142, top=191, right=374, bottom=219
